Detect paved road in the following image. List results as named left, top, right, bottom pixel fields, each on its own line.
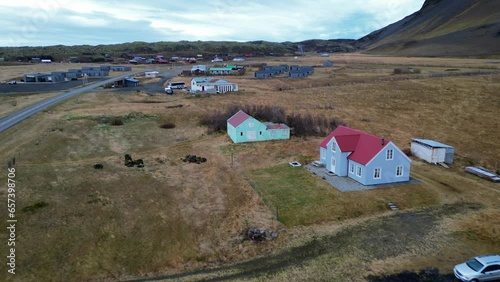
left=0, top=69, right=180, bottom=133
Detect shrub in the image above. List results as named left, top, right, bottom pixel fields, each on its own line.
left=160, top=122, right=176, bottom=129
left=110, top=117, right=123, bottom=126
left=199, top=103, right=345, bottom=136
left=402, top=148, right=412, bottom=156
left=22, top=201, right=49, bottom=213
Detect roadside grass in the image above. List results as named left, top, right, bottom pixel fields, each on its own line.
left=247, top=163, right=439, bottom=227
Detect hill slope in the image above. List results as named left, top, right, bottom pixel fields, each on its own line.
left=359, top=0, right=500, bottom=56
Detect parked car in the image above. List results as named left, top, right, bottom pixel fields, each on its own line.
left=454, top=254, right=500, bottom=282
left=165, top=87, right=173, bottom=95
left=8, top=80, right=16, bottom=84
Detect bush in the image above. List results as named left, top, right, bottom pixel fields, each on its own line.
left=110, top=117, right=123, bottom=126
left=199, top=103, right=345, bottom=136
left=402, top=148, right=412, bottom=156
left=22, top=201, right=49, bottom=213
left=160, top=122, right=176, bottom=129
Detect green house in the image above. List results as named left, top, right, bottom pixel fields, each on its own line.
left=227, top=110, right=290, bottom=143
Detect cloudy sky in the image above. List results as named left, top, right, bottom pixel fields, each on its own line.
left=0, top=0, right=425, bottom=47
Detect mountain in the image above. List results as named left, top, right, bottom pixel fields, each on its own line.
left=358, top=0, right=500, bottom=56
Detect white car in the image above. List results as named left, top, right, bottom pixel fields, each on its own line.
left=454, top=255, right=500, bottom=282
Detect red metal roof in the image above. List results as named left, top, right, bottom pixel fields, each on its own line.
left=227, top=110, right=250, bottom=128
left=320, top=125, right=390, bottom=165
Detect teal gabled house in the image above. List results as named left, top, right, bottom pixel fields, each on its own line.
left=227, top=110, right=290, bottom=143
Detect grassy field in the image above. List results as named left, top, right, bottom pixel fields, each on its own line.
left=0, top=54, right=499, bottom=281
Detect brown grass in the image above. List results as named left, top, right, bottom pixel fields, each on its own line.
left=1, top=54, right=499, bottom=281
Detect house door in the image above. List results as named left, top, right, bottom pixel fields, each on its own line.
left=331, top=158, right=336, bottom=173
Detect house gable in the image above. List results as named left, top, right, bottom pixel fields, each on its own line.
left=228, top=110, right=250, bottom=128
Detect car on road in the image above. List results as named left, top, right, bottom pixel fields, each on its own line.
left=165, top=87, right=173, bottom=95
left=454, top=254, right=500, bottom=282
left=8, top=80, right=16, bottom=84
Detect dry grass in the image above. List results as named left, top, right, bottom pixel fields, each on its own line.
left=0, top=54, right=499, bottom=281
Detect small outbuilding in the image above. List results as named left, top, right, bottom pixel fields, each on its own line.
left=124, top=78, right=139, bottom=87
left=411, top=138, right=454, bottom=164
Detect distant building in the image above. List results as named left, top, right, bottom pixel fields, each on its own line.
left=23, top=73, right=65, bottom=83
left=145, top=71, right=159, bottom=78
left=209, top=67, right=232, bottom=75
left=320, top=53, right=330, bottom=57
left=109, top=66, right=132, bottom=71
left=124, top=78, right=139, bottom=87
left=0, top=58, right=5, bottom=62
left=191, top=77, right=238, bottom=93
left=191, top=65, right=207, bottom=75
left=254, top=70, right=274, bottom=79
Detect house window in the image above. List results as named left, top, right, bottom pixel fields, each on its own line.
left=331, top=141, right=336, bottom=152
left=396, top=166, right=403, bottom=177
left=373, top=168, right=381, bottom=179
left=349, top=163, right=354, bottom=174
left=259, top=131, right=262, bottom=135
left=386, top=149, right=394, bottom=160
left=356, top=165, right=362, bottom=177
left=240, top=132, right=243, bottom=136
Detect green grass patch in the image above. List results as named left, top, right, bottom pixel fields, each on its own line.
left=247, top=163, right=338, bottom=226
left=247, top=164, right=440, bottom=227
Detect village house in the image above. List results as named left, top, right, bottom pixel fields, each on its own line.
left=227, top=110, right=290, bottom=143
left=209, top=67, right=233, bottom=75
left=190, top=77, right=238, bottom=93
left=319, top=126, right=411, bottom=186
left=191, top=65, right=207, bottom=75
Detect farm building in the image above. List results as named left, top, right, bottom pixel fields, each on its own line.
left=227, top=110, right=290, bottom=143
left=254, top=70, right=274, bottom=78
left=319, top=126, right=411, bottom=186
left=411, top=139, right=454, bottom=164
left=190, top=77, right=238, bottom=93
left=100, top=65, right=111, bottom=71
left=82, top=67, right=109, bottom=77
left=124, top=78, right=139, bottom=87
left=23, top=73, right=65, bottom=83
left=109, top=66, right=132, bottom=71
left=209, top=67, right=233, bottom=75
left=145, top=71, right=159, bottom=78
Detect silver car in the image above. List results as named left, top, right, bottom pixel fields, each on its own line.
left=454, top=255, right=500, bottom=282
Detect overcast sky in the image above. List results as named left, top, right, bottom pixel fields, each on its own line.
left=0, top=0, right=425, bottom=47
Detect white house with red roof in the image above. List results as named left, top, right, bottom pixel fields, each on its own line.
left=227, top=110, right=290, bottom=143
left=320, top=126, right=411, bottom=186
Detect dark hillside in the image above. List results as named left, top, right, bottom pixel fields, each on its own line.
left=358, top=0, right=500, bottom=56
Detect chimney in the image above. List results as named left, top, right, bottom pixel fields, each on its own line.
left=381, top=135, right=385, bottom=146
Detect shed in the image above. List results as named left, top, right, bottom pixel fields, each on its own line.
left=124, top=78, right=139, bottom=87
left=411, top=138, right=454, bottom=164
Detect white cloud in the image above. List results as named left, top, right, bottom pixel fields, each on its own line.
left=0, top=0, right=425, bottom=46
